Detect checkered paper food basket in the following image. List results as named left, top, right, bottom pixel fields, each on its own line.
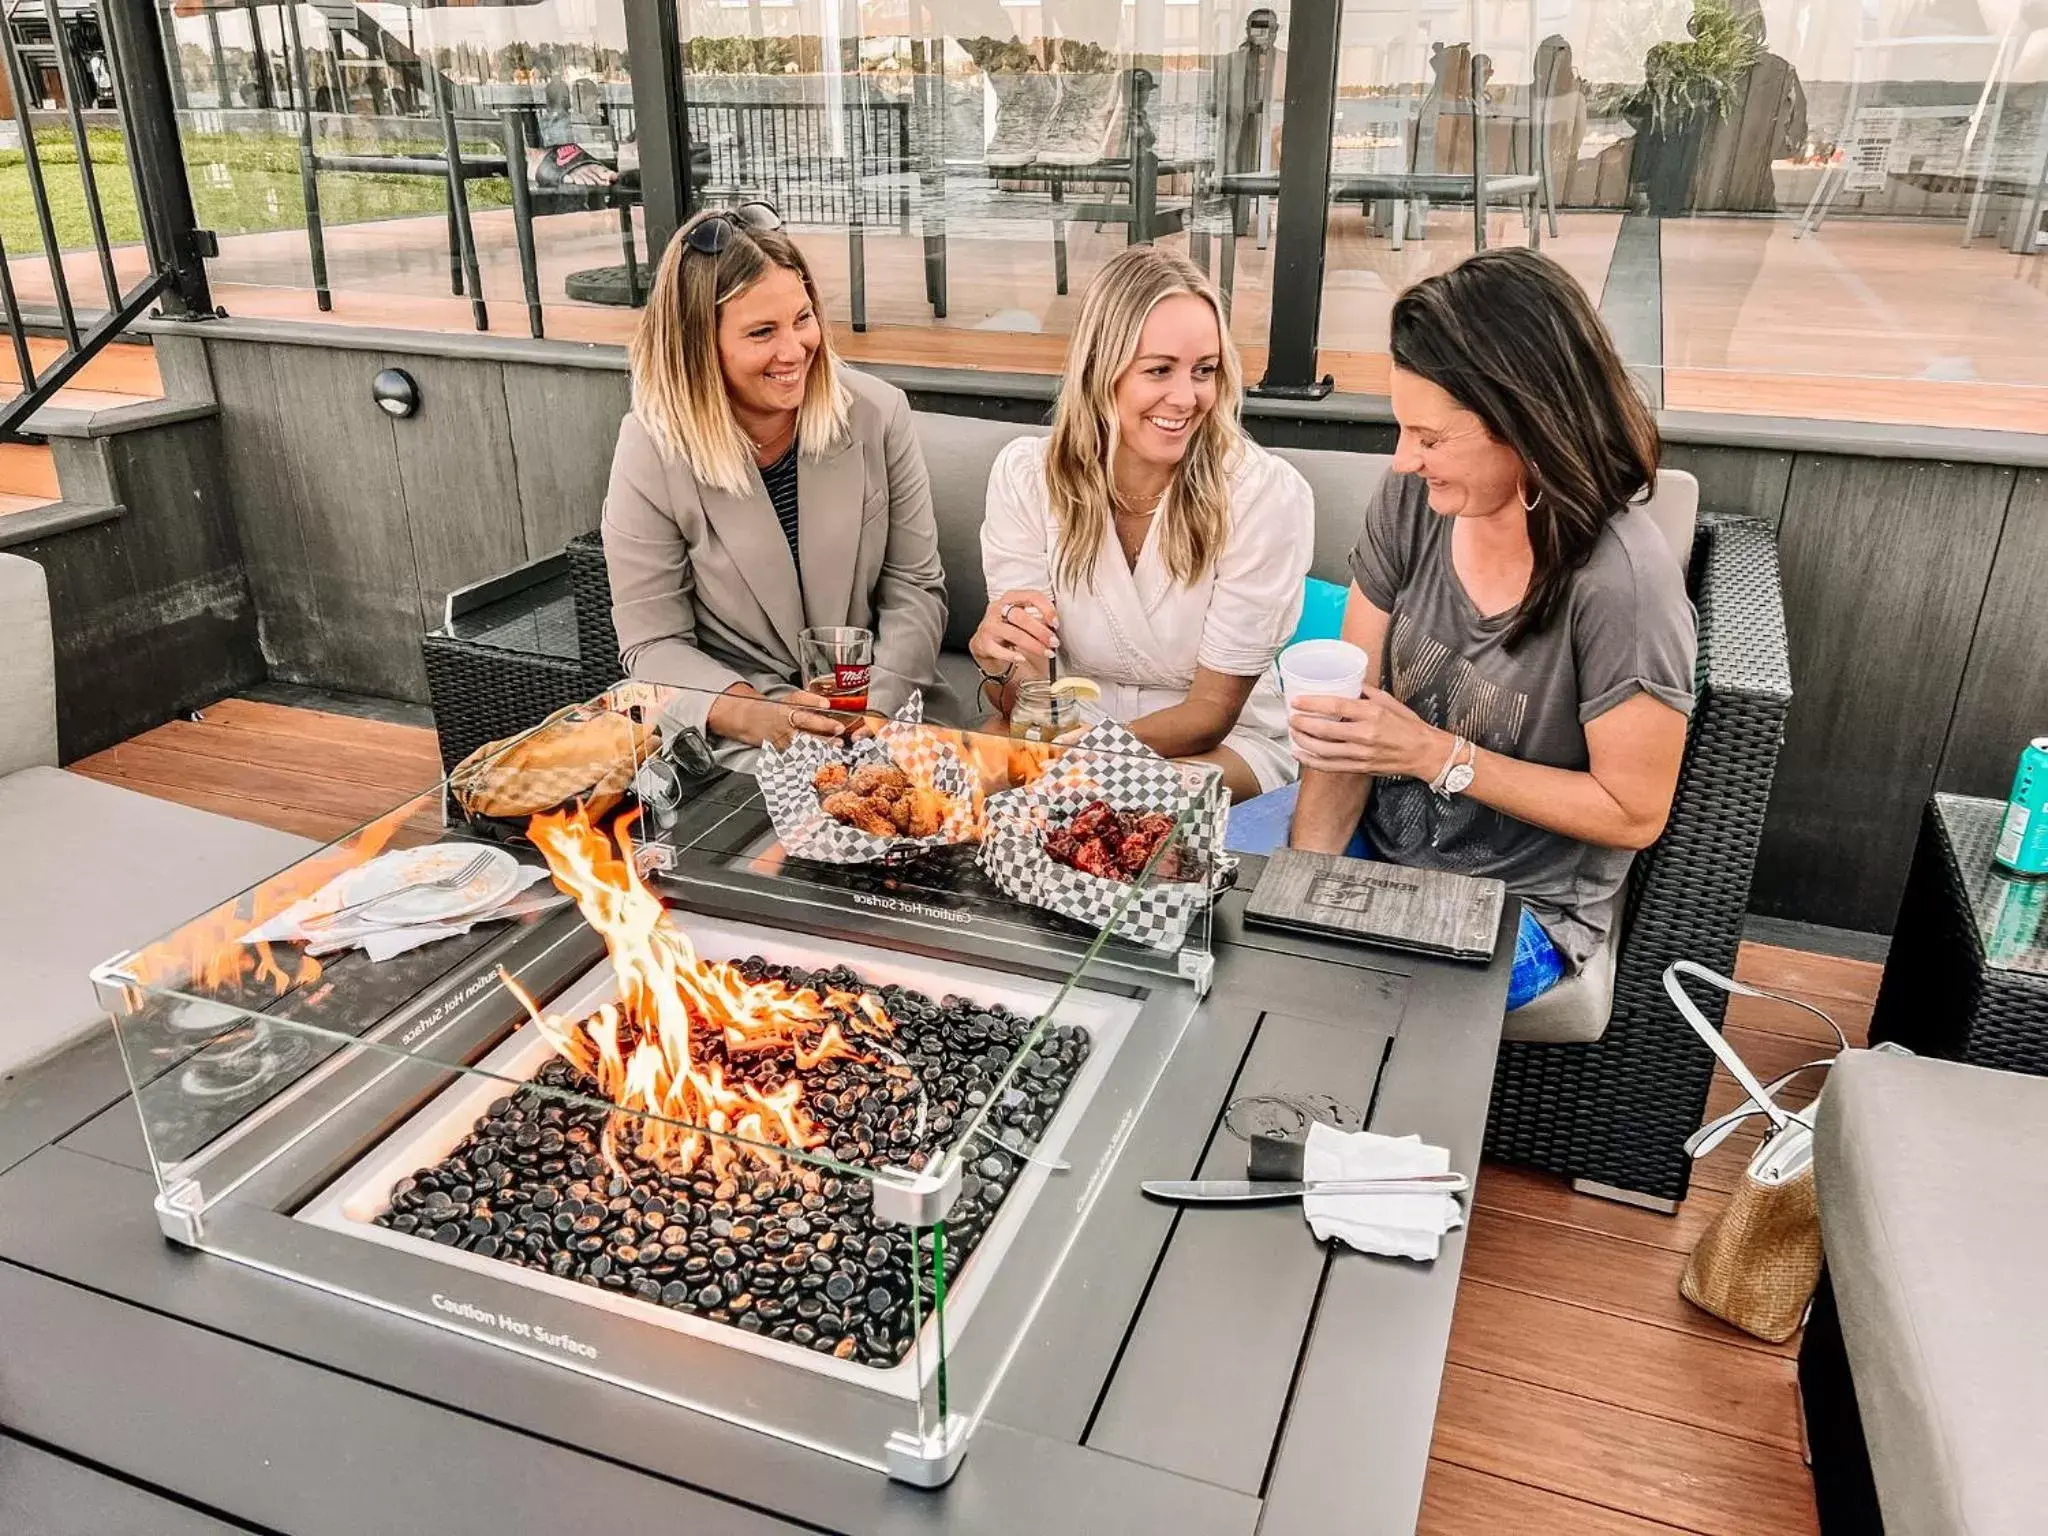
left=978, top=719, right=1236, bottom=953
left=756, top=691, right=976, bottom=864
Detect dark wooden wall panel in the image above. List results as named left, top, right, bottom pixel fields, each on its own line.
left=264, top=346, right=423, bottom=702
left=386, top=353, right=526, bottom=630
left=208, top=341, right=328, bottom=682
left=19, top=418, right=261, bottom=760
left=1660, top=443, right=1794, bottom=526
left=503, top=363, right=630, bottom=556
left=1756, top=455, right=2016, bottom=931
left=1939, top=469, right=2048, bottom=800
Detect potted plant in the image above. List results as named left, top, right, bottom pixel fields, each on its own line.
left=1621, top=0, right=1761, bottom=215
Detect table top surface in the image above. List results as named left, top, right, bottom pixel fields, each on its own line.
left=1935, top=793, right=2048, bottom=977
left=0, top=812, right=1512, bottom=1534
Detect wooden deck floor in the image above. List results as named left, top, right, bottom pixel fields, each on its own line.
left=74, top=695, right=1875, bottom=1534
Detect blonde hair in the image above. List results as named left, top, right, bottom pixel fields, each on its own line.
left=1045, top=245, right=1246, bottom=594
left=628, top=210, right=850, bottom=496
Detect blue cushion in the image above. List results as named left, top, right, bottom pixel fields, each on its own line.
left=1289, top=577, right=1349, bottom=647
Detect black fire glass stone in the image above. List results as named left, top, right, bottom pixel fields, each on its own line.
left=373, top=957, right=1091, bottom=1369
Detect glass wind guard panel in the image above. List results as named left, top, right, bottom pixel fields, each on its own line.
left=94, top=684, right=1220, bottom=1480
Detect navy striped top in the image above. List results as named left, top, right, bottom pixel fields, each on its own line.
left=762, top=442, right=800, bottom=574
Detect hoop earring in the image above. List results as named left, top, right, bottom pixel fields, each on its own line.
left=1519, top=478, right=1543, bottom=513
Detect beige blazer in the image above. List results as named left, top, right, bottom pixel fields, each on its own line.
left=602, top=369, right=952, bottom=732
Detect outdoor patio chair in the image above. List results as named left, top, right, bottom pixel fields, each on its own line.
left=1485, top=512, right=1793, bottom=1208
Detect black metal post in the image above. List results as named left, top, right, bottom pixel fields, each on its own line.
left=499, top=109, right=544, bottom=339
left=103, top=0, right=214, bottom=317
left=623, top=0, right=691, bottom=266
left=203, top=10, right=227, bottom=105
left=281, top=0, right=330, bottom=310
left=154, top=2, right=186, bottom=109
left=0, top=224, right=38, bottom=391
left=1253, top=0, right=1340, bottom=398
left=0, top=10, right=81, bottom=344
left=431, top=65, right=488, bottom=331
left=1471, top=55, right=1487, bottom=251
left=46, top=0, right=121, bottom=309
left=243, top=1, right=274, bottom=110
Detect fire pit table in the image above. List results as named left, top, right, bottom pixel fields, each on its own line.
left=0, top=688, right=1513, bottom=1534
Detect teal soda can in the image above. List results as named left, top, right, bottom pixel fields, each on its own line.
left=1994, top=738, right=2048, bottom=876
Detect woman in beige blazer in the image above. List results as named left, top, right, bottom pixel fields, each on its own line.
left=603, top=204, right=950, bottom=748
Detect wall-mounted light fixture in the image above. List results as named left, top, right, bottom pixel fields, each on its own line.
left=372, top=368, right=420, bottom=419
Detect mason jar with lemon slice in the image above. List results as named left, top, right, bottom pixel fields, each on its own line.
left=1008, top=676, right=1103, bottom=786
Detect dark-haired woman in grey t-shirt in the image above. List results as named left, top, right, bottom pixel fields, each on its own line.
left=1288, top=249, right=1696, bottom=1016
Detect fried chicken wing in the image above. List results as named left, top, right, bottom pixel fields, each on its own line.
left=849, top=763, right=910, bottom=798
left=812, top=761, right=850, bottom=794
left=822, top=791, right=899, bottom=838
left=903, top=786, right=948, bottom=839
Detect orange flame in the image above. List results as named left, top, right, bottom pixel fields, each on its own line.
left=510, top=805, right=893, bottom=1176
left=116, top=797, right=423, bottom=1010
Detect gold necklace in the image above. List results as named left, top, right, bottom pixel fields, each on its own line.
left=747, top=414, right=796, bottom=458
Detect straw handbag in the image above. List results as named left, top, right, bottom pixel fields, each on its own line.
left=1666, top=960, right=1848, bottom=1344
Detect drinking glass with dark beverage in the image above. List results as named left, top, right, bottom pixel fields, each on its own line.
left=798, top=626, right=874, bottom=714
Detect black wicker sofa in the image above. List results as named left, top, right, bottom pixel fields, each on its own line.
left=421, top=411, right=1791, bottom=1210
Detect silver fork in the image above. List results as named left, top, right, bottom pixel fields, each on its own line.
left=300, top=850, right=494, bottom=932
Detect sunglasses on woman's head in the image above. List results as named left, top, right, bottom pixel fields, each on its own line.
left=684, top=202, right=784, bottom=256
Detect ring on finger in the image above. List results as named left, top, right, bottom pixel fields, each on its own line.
left=1000, top=603, right=1015, bottom=622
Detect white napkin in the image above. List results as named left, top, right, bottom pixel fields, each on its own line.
left=1301, top=1121, right=1466, bottom=1262
left=242, top=864, right=556, bottom=963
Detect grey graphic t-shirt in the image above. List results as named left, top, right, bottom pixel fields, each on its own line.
left=1350, top=473, right=1697, bottom=969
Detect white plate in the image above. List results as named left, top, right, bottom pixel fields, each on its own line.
left=316, top=844, right=521, bottom=927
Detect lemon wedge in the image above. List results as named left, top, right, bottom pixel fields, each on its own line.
left=1048, top=675, right=1102, bottom=704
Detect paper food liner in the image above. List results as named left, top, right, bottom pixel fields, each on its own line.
left=756, top=690, right=976, bottom=864
left=978, top=718, right=1237, bottom=952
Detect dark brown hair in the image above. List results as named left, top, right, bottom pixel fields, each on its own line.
left=1389, top=247, right=1659, bottom=647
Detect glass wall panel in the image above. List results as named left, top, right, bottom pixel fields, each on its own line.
left=130, top=0, right=2048, bottom=430
left=1313, top=0, right=2048, bottom=431
left=670, top=0, right=1287, bottom=370
left=167, top=1, right=641, bottom=339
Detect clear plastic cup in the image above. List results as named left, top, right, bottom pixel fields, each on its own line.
left=1278, top=639, right=1369, bottom=707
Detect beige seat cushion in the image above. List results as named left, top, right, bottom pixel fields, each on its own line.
left=0, top=553, right=58, bottom=777
left=1816, top=1050, right=2048, bottom=1536
left=0, top=768, right=315, bottom=1078
left=1500, top=928, right=1617, bottom=1043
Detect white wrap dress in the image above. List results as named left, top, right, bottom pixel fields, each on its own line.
left=979, top=434, right=1316, bottom=794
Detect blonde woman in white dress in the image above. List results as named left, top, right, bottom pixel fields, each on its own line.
left=969, top=245, right=1314, bottom=803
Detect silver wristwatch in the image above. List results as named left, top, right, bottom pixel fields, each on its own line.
left=1429, top=736, right=1476, bottom=798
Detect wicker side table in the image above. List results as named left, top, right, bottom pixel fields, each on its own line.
left=421, top=556, right=589, bottom=774
left=1870, top=794, right=2048, bottom=1075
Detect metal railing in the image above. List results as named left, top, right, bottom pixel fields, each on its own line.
left=0, top=0, right=211, bottom=443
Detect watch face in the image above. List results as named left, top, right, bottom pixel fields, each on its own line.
left=1444, top=763, right=1475, bottom=794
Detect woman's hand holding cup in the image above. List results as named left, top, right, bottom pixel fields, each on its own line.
left=1280, top=638, right=1439, bottom=778
left=1289, top=686, right=1445, bottom=779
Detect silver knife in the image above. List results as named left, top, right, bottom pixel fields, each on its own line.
left=1141, top=1174, right=1469, bottom=1204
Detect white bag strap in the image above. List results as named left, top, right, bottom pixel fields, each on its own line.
left=1664, top=960, right=1849, bottom=1137
left=1684, top=1061, right=1832, bottom=1158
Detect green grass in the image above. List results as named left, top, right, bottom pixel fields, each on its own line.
left=0, top=126, right=510, bottom=263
